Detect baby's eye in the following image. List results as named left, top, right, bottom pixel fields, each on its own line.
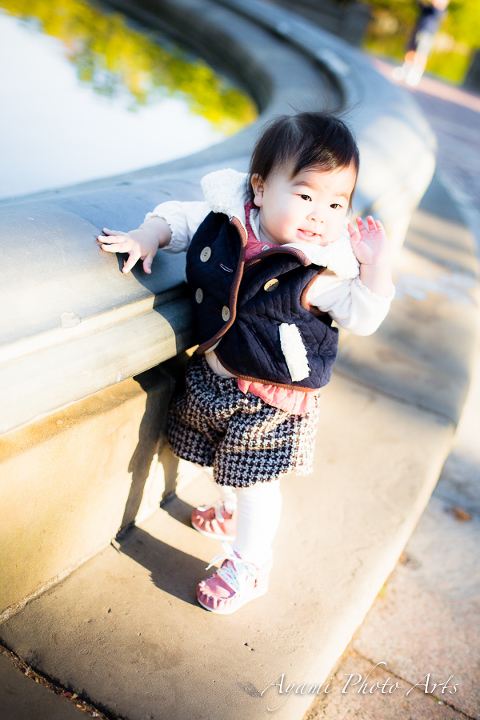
left=299, top=194, right=312, bottom=202
left=330, top=203, right=343, bottom=209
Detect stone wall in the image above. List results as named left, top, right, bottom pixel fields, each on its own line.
left=269, top=0, right=371, bottom=46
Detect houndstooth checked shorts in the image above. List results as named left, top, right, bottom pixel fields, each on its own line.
left=167, top=354, right=320, bottom=487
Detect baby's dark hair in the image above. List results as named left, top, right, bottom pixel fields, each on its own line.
left=247, top=111, right=359, bottom=206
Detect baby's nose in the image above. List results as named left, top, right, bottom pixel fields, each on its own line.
left=307, top=207, right=324, bottom=222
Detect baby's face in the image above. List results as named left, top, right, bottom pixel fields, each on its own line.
left=251, top=163, right=356, bottom=247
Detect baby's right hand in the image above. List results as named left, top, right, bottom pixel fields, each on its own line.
left=97, top=226, right=159, bottom=274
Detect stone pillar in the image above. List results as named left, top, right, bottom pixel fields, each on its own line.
left=463, top=49, right=480, bottom=92
left=342, top=1, right=372, bottom=46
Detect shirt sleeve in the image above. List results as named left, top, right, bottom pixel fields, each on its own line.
left=307, top=270, right=395, bottom=336
left=144, top=200, right=211, bottom=253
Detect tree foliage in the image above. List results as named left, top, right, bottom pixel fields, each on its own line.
left=442, top=0, right=480, bottom=48
left=0, top=0, right=257, bottom=133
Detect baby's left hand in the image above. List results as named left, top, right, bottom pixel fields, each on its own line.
left=348, top=216, right=389, bottom=266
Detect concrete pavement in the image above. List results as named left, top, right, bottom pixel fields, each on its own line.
left=305, top=64, right=480, bottom=720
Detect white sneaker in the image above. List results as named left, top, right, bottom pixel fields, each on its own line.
left=391, top=66, right=405, bottom=81
left=405, top=67, right=422, bottom=87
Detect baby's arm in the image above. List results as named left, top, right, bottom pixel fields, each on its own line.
left=347, top=216, right=392, bottom=297
left=308, top=271, right=393, bottom=336
left=98, top=216, right=171, bottom=274
left=97, top=200, right=210, bottom=274
left=306, top=216, right=393, bottom=335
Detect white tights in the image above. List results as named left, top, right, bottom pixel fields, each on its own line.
left=216, top=480, right=282, bottom=568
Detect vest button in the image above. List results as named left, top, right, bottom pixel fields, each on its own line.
left=264, top=278, right=279, bottom=292
left=200, top=246, right=212, bottom=262
left=195, top=288, right=204, bottom=303
left=221, top=306, right=230, bottom=321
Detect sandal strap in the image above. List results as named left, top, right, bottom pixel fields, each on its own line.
left=205, top=542, right=257, bottom=593
left=197, top=501, right=229, bottom=524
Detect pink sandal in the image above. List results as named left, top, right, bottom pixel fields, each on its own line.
left=197, top=543, right=272, bottom=614
left=191, top=502, right=236, bottom=541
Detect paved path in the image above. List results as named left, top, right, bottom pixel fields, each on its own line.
left=305, top=60, right=480, bottom=720
left=375, top=57, right=480, bottom=244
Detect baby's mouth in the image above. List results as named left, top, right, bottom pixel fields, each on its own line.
left=298, top=229, right=320, bottom=238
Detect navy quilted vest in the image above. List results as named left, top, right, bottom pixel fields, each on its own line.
left=186, top=211, right=339, bottom=390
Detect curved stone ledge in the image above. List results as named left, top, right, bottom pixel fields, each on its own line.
left=0, top=0, right=435, bottom=437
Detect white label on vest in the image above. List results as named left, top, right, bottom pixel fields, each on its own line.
left=279, top=323, right=310, bottom=381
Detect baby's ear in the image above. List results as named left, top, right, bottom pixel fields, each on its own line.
left=251, top=174, right=265, bottom=206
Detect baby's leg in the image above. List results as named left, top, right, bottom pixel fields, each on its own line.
left=233, top=480, right=282, bottom=567
left=196, top=480, right=282, bottom=614
left=218, top=483, right=237, bottom=514
left=191, top=478, right=282, bottom=554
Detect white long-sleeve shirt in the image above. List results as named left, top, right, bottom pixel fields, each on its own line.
left=146, top=170, right=394, bottom=337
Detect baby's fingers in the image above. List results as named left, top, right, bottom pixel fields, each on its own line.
left=122, top=251, right=141, bottom=274
left=98, top=240, right=129, bottom=253
left=347, top=220, right=360, bottom=240
left=351, top=216, right=363, bottom=232
left=353, top=216, right=372, bottom=234
left=101, top=227, right=127, bottom=238
left=353, top=216, right=381, bottom=235
left=98, top=228, right=132, bottom=253
left=142, top=253, right=156, bottom=274
left=366, top=215, right=379, bottom=232
left=97, top=228, right=127, bottom=244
